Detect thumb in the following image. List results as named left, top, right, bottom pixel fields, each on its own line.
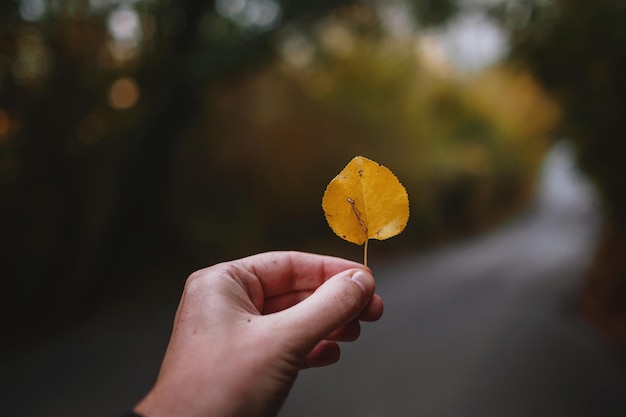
left=272, top=268, right=375, bottom=351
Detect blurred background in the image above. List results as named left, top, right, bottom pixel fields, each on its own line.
left=2, top=0, right=626, bottom=415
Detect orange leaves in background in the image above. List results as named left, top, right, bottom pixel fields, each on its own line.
left=322, top=156, right=409, bottom=265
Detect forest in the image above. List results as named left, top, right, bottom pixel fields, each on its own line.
left=2, top=0, right=626, bottom=349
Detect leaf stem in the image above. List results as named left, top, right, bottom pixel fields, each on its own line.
left=364, top=239, right=369, bottom=267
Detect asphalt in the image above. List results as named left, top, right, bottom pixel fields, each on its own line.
left=3, top=142, right=625, bottom=417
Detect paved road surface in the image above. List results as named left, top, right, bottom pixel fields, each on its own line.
left=2, top=142, right=626, bottom=416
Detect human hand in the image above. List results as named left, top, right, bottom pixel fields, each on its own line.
left=134, top=251, right=384, bottom=417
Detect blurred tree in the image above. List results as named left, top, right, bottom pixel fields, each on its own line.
left=507, top=0, right=626, bottom=345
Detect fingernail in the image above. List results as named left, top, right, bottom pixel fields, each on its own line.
left=351, top=270, right=373, bottom=294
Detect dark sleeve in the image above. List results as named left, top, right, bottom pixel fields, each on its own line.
left=117, top=411, right=143, bottom=417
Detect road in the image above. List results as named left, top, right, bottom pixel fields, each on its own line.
left=280, top=142, right=626, bottom=416
left=3, top=142, right=626, bottom=416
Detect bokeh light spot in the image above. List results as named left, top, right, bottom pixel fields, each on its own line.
left=280, top=33, right=315, bottom=69
left=108, top=6, right=141, bottom=42
left=215, top=0, right=281, bottom=31
left=108, top=77, right=140, bottom=110
left=19, top=0, right=47, bottom=21
left=12, top=28, right=50, bottom=84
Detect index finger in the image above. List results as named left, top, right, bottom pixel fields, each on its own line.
left=239, top=251, right=366, bottom=298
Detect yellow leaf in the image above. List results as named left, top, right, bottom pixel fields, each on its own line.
left=322, top=156, right=409, bottom=264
